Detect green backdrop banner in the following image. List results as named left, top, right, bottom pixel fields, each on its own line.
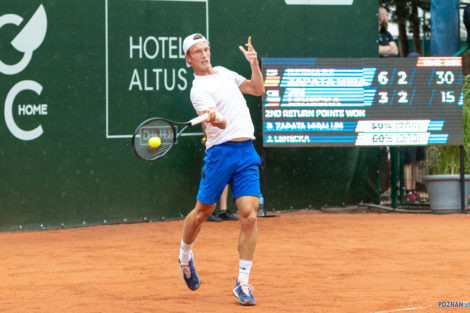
left=0, top=0, right=379, bottom=231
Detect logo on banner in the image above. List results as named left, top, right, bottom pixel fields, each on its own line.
left=0, top=4, right=48, bottom=141
left=0, top=4, right=47, bottom=75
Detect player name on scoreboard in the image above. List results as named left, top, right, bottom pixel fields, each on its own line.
left=261, top=57, right=464, bottom=147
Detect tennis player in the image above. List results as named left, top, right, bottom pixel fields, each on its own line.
left=178, top=33, right=264, bottom=306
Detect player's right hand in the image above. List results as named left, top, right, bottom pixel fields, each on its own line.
left=204, top=108, right=227, bottom=129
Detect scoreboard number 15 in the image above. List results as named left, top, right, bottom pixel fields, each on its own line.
left=441, top=91, right=455, bottom=103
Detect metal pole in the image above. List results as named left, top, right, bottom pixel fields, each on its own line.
left=422, top=9, right=426, bottom=55
left=399, top=148, right=405, bottom=204
left=460, top=145, right=466, bottom=213
left=260, top=146, right=267, bottom=217
left=390, top=147, right=398, bottom=209
left=377, top=168, right=381, bottom=205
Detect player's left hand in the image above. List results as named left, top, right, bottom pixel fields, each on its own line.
left=239, top=36, right=258, bottom=66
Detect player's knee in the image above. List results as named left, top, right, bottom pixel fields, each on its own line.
left=240, top=211, right=257, bottom=230
left=195, top=210, right=212, bottom=223
left=193, top=203, right=214, bottom=223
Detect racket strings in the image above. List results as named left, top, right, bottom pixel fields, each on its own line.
left=133, top=119, right=175, bottom=160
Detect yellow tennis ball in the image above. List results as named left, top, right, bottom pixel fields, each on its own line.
left=148, top=136, right=161, bottom=148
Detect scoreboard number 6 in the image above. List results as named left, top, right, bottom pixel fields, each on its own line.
left=378, top=71, right=388, bottom=85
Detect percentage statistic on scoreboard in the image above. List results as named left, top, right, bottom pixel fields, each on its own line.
left=261, top=57, right=463, bottom=147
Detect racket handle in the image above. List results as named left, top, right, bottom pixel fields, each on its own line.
left=190, top=113, right=209, bottom=125
left=190, top=112, right=223, bottom=126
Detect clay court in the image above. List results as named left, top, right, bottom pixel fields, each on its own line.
left=2, top=210, right=470, bottom=313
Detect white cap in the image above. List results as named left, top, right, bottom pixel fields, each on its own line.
left=183, top=33, right=209, bottom=67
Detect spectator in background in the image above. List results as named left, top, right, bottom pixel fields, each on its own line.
left=402, top=145, right=425, bottom=203
left=403, top=51, right=425, bottom=203
left=377, top=7, right=398, bottom=199
left=464, top=4, right=470, bottom=47
left=379, top=7, right=399, bottom=57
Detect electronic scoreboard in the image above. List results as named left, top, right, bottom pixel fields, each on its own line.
left=261, top=57, right=463, bottom=147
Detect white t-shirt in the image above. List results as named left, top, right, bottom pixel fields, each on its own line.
left=190, top=66, right=255, bottom=150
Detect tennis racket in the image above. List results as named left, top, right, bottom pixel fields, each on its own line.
left=132, top=112, right=222, bottom=161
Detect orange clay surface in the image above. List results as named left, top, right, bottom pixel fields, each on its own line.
left=1, top=210, right=470, bottom=313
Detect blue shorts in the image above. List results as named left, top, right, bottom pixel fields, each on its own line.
left=197, top=141, right=261, bottom=205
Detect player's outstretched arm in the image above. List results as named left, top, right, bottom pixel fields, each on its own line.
left=239, top=36, right=265, bottom=97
